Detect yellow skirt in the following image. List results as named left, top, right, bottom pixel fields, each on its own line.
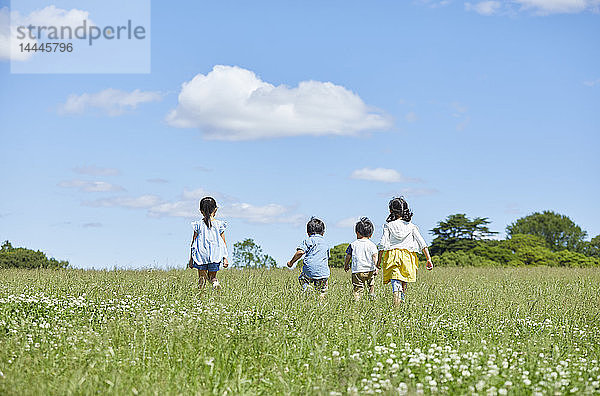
left=382, top=249, right=419, bottom=284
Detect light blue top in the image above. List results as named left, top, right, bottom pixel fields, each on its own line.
left=191, top=219, right=228, bottom=265
left=298, top=234, right=330, bottom=279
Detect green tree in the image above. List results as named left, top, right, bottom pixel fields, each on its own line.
left=328, top=243, right=349, bottom=268
left=430, top=214, right=497, bottom=254
left=0, top=240, right=69, bottom=269
left=232, top=238, right=277, bottom=268
left=506, top=211, right=587, bottom=252
left=584, top=235, right=600, bottom=257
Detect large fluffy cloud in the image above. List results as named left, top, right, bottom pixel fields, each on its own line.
left=59, top=89, right=162, bottom=116
left=166, top=65, right=392, bottom=140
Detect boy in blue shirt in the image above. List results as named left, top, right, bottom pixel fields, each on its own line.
left=287, top=217, right=330, bottom=296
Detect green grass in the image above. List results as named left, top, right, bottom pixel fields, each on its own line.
left=1, top=267, right=599, bottom=395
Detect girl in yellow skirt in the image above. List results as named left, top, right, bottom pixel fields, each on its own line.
left=376, top=197, right=433, bottom=305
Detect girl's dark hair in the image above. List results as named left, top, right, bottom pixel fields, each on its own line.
left=307, top=217, right=325, bottom=235
left=355, top=217, right=374, bottom=237
left=199, top=197, right=218, bottom=228
left=386, top=197, right=413, bottom=223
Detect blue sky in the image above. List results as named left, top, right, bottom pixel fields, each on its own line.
left=1, top=0, right=599, bottom=269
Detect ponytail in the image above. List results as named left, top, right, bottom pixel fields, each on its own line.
left=386, top=197, right=413, bottom=223
left=199, top=197, right=218, bottom=228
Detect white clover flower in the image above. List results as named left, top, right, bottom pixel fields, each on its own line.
left=476, top=380, right=486, bottom=391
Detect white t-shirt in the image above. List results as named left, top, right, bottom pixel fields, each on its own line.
left=378, top=219, right=427, bottom=252
left=347, top=239, right=378, bottom=273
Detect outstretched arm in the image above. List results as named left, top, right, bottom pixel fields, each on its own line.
left=287, top=249, right=304, bottom=268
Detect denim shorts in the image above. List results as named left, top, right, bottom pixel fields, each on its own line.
left=191, top=262, right=220, bottom=272
left=390, top=279, right=403, bottom=293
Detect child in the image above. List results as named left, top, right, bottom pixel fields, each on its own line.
left=344, top=217, right=379, bottom=301
left=188, top=196, right=229, bottom=289
left=287, top=217, right=330, bottom=296
left=377, top=197, right=433, bottom=305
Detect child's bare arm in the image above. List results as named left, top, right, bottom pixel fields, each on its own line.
left=344, top=254, right=351, bottom=272
left=220, top=232, right=229, bottom=268
left=376, top=250, right=384, bottom=269
left=188, top=231, right=199, bottom=268
left=287, top=249, right=304, bottom=268
left=422, top=247, right=433, bottom=270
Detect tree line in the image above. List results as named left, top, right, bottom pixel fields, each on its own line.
left=326, top=210, right=599, bottom=268
left=2, top=210, right=597, bottom=269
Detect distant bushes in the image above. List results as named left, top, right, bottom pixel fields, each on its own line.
left=433, top=234, right=599, bottom=268
left=0, top=241, right=69, bottom=269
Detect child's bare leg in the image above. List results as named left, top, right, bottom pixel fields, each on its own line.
left=401, top=281, right=408, bottom=293
left=353, top=289, right=362, bottom=301
left=197, top=270, right=208, bottom=288
left=368, top=284, right=375, bottom=297
left=207, top=271, right=220, bottom=289
left=393, top=292, right=403, bottom=306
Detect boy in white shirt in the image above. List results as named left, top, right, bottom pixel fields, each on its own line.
left=344, top=217, right=379, bottom=301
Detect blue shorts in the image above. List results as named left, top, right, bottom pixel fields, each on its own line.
left=390, top=279, right=403, bottom=293
left=191, top=262, right=220, bottom=272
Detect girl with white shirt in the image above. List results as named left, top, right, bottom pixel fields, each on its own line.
left=377, top=197, right=433, bottom=305
left=188, top=197, right=229, bottom=289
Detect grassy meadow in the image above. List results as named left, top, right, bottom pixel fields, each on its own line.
left=0, top=267, right=599, bottom=395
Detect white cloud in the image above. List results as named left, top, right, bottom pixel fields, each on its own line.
left=464, top=0, right=600, bottom=15
left=85, top=187, right=302, bottom=224
left=418, top=0, right=453, bottom=8
left=465, top=1, right=502, bottom=15
left=148, top=200, right=196, bottom=218
left=73, top=165, right=119, bottom=176
left=59, top=89, right=162, bottom=116
left=58, top=179, right=124, bottom=192
left=166, top=65, right=392, bottom=140
left=514, top=0, right=600, bottom=14
left=149, top=198, right=303, bottom=224
left=219, top=203, right=304, bottom=224
left=1, top=6, right=91, bottom=61
left=584, top=78, right=600, bottom=87
left=335, top=217, right=361, bottom=228
left=83, top=195, right=162, bottom=209
left=351, top=168, right=419, bottom=183
left=181, top=188, right=213, bottom=201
